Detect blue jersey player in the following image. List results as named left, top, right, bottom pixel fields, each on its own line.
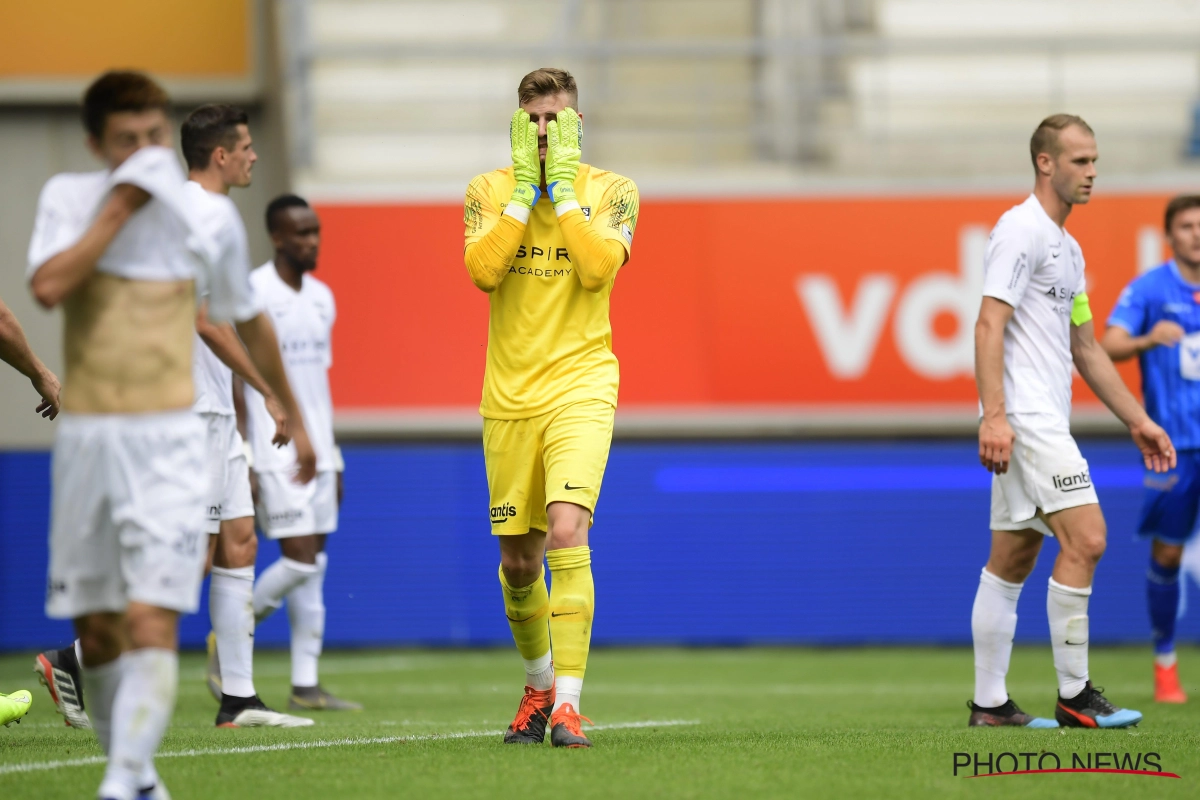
left=1103, top=195, right=1200, bottom=703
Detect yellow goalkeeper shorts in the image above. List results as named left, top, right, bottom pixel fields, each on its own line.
left=483, top=400, right=615, bottom=535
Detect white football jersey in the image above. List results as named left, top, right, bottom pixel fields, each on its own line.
left=183, top=181, right=258, bottom=416
left=980, top=194, right=1087, bottom=422
left=245, top=263, right=336, bottom=472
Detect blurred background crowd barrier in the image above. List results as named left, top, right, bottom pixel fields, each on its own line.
left=2, top=0, right=1200, bottom=649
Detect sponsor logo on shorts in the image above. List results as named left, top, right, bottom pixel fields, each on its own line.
left=490, top=503, right=517, bottom=525
left=1052, top=468, right=1093, bottom=493
left=269, top=509, right=305, bottom=527
left=208, top=503, right=223, bottom=519
left=46, top=578, right=67, bottom=600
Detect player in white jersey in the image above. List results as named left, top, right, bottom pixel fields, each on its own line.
left=181, top=104, right=315, bottom=728
left=968, top=114, right=1175, bottom=730
left=243, top=195, right=358, bottom=711
left=26, top=71, right=315, bottom=800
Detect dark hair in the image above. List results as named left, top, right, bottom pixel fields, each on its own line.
left=181, top=104, right=249, bottom=170
left=265, top=194, right=310, bottom=233
left=518, top=67, right=578, bottom=108
left=1029, top=113, right=1094, bottom=169
left=82, top=71, right=170, bottom=140
left=1165, top=195, right=1200, bottom=233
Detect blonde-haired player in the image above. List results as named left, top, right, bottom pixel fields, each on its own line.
left=463, top=67, right=638, bottom=748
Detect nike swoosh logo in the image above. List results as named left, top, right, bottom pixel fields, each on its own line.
left=551, top=611, right=580, bottom=617
left=1065, top=640, right=1088, bottom=645
left=564, top=483, right=588, bottom=490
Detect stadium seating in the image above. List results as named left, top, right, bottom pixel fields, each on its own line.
left=287, top=0, right=1200, bottom=192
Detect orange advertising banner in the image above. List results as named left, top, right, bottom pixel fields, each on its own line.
left=316, top=193, right=1171, bottom=413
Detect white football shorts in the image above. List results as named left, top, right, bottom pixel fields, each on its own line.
left=255, top=469, right=338, bottom=539
left=990, top=412, right=1100, bottom=537
left=47, top=410, right=208, bottom=619
left=203, top=412, right=255, bottom=533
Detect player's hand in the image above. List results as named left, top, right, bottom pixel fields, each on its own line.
left=264, top=393, right=291, bottom=446
left=979, top=414, right=1015, bottom=474
left=545, top=107, right=581, bottom=205
left=1130, top=416, right=1176, bottom=474
left=1145, top=320, right=1186, bottom=349
left=111, top=183, right=151, bottom=213
left=509, top=109, right=541, bottom=210
left=291, top=426, right=318, bottom=485
left=31, top=368, right=60, bottom=420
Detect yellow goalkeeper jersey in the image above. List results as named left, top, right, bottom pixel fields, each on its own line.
left=464, top=163, right=639, bottom=420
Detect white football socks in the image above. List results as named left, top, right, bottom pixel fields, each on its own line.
left=288, top=552, right=327, bottom=688
left=553, top=676, right=583, bottom=714
left=1048, top=577, right=1092, bottom=700
left=211, top=565, right=257, bottom=698
left=83, top=657, right=122, bottom=756
left=98, top=648, right=177, bottom=800
left=523, top=651, right=555, bottom=692
left=971, top=568, right=1023, bottom=708
left=253, top=556, right=319, bottom=623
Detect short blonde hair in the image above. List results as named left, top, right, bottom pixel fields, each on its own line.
left=1030, top=114, right=1094, bottom=169
left=518, top=67, right=578, bottom=108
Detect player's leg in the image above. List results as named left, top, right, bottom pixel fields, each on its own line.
left=542, top=400, right=613, bottom=748
left=969, top=419, right=1058, bottom=728
left=1137, top=451, right=1199, bottom=703
left=252, top=471, right=321, bottom=624
left=486, top=414, right=556, bottom=744
left=200, top=417, right=226, bottom=700
left=97, top=411, right=210, bottom=800
left=1149, top=540, right=1187, bottom=702
left=1044, top=502, right=1142, bottom=728
left=968, top=528, right=1047, bottom=726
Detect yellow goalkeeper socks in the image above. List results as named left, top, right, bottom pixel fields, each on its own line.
left=499, top=565, right=554, bottom=690
left=546, top=546, right=594, bottom=711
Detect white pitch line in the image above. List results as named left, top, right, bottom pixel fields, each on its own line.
left=0, top=720, right=699, bottom=776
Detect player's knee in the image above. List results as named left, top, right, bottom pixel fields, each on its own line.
left=500, top=551, right=543, bottom=587
left=546, top=513, right=588, bottom=550
left=125, top=605, right=179, bottom=651
left=1153, top=541, right=1184, bottom=570
left=76, top=619, right=122, bottom=665
left=1067, top=528, right=1107, bottom=565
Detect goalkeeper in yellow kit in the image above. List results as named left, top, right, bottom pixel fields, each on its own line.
left=463, top=67, right=638, bottom=748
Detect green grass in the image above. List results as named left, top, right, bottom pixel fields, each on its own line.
left=3, top=646, right=1199, bottom=798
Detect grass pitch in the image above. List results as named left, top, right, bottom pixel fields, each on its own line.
left=2, top=646, right=1199, bottom=799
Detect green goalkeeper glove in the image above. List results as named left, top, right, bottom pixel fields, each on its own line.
left=545, top=107, right=582, bottom=211
left=509, top=109, right=541, bottom=211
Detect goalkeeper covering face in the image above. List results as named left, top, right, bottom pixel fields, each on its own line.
left=463, top=67, right=639, bottom=749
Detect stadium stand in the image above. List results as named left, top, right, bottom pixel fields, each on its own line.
left=285, top=0, right=1200, bottom=197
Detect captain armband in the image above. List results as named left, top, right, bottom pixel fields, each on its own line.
left=1071, top=292, right=1093, bottom=326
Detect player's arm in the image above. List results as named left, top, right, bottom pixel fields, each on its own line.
left=1071, top=300, right=1175, bottom=473
left=196, top=304, right=288, bottom=446
left=543, top=109, right=637, bottom=292
left=1099, top=279, right=1181, bottom=361
left=975, top=296, right=1016, bottom=474
left=0, top=293, right=60, bottom=418
left=464, top=110, right=543, bottom=292
left=234, top=313, right=317, bottom=483
left=1101, top=323, right=1184, bottom=362
left=30, top=185, right=149, bottom=308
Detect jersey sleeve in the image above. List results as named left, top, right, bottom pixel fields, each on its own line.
left=981, top=218, right=1034, bottom=308
left=464, top=175, right=502, bottom=247
left=591, top=176, right=640, bottom=257
left=1107, top=279, right=1149, bottom=336
left=27, top=177, right=85, bottom=278
left=204, top=202, right=260, bottom=324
